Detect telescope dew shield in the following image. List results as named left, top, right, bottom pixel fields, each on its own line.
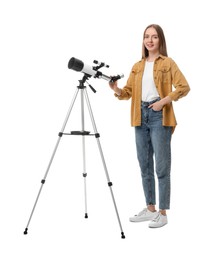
left=68, top=57, right=84, bottom=71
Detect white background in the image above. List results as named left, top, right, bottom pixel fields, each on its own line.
left=0, top=0, right=217, bottom=259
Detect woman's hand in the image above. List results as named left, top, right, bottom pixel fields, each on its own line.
left=109, top=80, right=118, bottom=90
left=109, top=81, right=121, bottom=96
left=149, top=101, right=163, bottom=111
left=148, top=96, right=172, bottom=111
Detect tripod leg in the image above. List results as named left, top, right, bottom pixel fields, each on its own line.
left=24, top=88, right=80, bottom=235
left=82, top=131, right=88, bottom=218
left=80, top=89, right=88, bottom=218
left=83, top=89, right=125, bottom=239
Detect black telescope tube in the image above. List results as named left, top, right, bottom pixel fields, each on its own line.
left=68, top=57, right=84, bottom=71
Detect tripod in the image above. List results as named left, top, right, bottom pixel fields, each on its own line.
left=23, top=74, right=125, bottom=239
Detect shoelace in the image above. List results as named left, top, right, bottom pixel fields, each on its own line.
left=138, top=209, right=147, bottom=216
left=151, top=213, right=161, bottom=222
left=134, top=208, right=147, bottom=216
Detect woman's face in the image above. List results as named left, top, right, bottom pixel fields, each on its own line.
left=143, top=27, right=160, bottom=54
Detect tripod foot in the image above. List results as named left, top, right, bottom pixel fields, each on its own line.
left=85, top=213, right=88, bottom=218
left=23, top=228, right=28, bottom=235
left=121, top=232, right=125, bottom=239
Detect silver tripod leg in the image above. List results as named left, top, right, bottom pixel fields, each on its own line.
left=80, top=89, right=88, bottom=218
left=84, top=88, right=125, bottom=239
left=23, top=88, right=80, bottom=235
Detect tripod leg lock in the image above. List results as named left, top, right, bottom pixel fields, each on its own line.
left=95, top=133, right=100, bottom=138
left=108, top=182, right=113, bottom=187
left=41, top=179, right=46, bottom=184
left=83, top=173, right=87, bottom=177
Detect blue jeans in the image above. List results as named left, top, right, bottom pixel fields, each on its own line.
left=135, top=99, right=172, bottom=209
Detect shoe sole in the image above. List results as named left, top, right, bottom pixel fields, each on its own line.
left=129, top=217, right=155, bottom=222
left=149, top=222, right=168, bottom=228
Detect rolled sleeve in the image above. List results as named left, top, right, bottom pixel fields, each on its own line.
left=169, top=60, right=190, bottom=101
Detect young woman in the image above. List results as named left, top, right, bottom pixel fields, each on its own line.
left=109, top=24, right=190, bottom=228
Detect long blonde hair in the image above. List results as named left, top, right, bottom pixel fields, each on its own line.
left=142, top=24, right=168, bottom=58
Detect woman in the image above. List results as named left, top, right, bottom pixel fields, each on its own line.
left=109, top=24, right=190, bottom=228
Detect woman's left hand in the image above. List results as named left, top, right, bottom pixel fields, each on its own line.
left=148, top=101, right=163, bottom=111
left=148, top=96, right=172, bottom=111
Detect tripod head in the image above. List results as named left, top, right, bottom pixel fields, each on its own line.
left=68, top=57, right=124, bottom=83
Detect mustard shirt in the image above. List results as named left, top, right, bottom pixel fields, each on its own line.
left=115, top=55, right=190, bottom=132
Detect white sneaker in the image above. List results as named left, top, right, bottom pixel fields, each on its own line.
left=129, top=208, right=158, bottom=222
left=149, top=212, right=168, bottom=228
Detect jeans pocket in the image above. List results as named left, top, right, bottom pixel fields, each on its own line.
left=150, top=109, right=163, bottom=122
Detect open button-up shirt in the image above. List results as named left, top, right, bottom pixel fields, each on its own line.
left=115, top=55, right=190, bottom=132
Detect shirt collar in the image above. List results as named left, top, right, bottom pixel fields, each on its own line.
left=158, top=54, right=166, bottom=60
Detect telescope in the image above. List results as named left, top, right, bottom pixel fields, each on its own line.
left=23, top=56, right=126, bottom=239
left=68, top=57, right=124, bottom=83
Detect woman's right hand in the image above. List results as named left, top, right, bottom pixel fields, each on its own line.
left=109, top=80, right=117, bottom=90
left=109, top=81, right=121, bottom=95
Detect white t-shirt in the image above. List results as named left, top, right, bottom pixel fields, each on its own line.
left=142, top=61, right=159, bottom=102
